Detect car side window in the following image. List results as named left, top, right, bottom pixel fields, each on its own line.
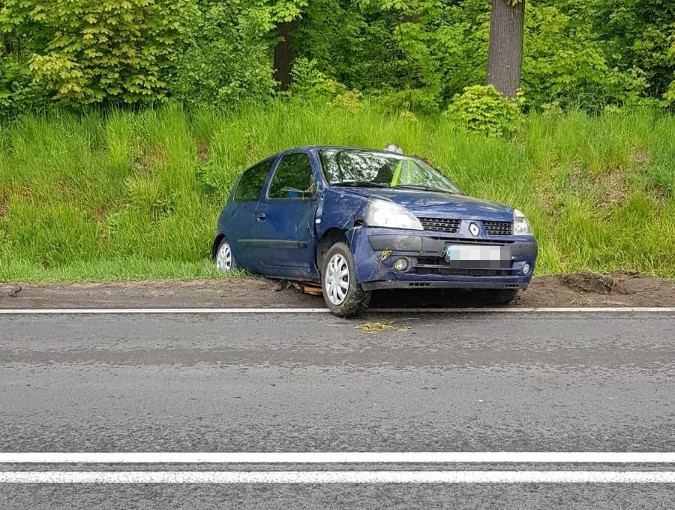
left=233, top=160, right=272, bottom=202
left=267, top=153, right=316, bottom=200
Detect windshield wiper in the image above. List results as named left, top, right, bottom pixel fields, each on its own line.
left=332, top=180, right=389, bottom=188
left=392, top=184, right=454, bottom=193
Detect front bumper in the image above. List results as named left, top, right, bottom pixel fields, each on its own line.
left=347, top=227, right=538, bottom=292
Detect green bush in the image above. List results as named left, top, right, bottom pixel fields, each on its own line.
left=290, top=58, right=349, bottom=99
left=445, top=85, right=523, bottom=137
left=1, top=0, right=198, bottom=107
left=522, top=5, right=647, bottom=110
left=0, top=53, right=49, bottom=117
left=174, top=1, right=276, bottom=108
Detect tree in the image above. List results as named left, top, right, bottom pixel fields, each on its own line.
left=174, top=1, right=276, bottom=107
left=587, top=0, right=674, bottom=99
left=275, top=20, right=298, bottom=91
left=1, top=0, right=198, bottom=106
left=486, top=0, right=525, bottom=98
left=251, top=0, right=308, bottom=91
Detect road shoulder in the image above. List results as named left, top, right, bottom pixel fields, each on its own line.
left=1, top=272, right=674, bottom=309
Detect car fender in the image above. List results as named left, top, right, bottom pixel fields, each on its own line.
left=315, top=188, right=370, bottom=242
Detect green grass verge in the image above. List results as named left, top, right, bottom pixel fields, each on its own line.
left=0, top=102, right=673, bottom=281
left=0, top=257, right=241, bottom=283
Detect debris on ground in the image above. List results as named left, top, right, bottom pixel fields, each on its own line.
left=291, top=282, right=323, bottom=296
left=355, top=321, right=410, bottom=333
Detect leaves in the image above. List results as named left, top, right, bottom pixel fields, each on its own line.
left=0, top=0, right=673, bottom=115
left=446, top=85, right=523, bottom=137
left=2, top=0, right=198, bottom=107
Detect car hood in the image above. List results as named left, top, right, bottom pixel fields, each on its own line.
left=341, top=188, right=513, bottom=221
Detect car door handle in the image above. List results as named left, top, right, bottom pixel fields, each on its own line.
left=256, top=213, right=266, bottom=221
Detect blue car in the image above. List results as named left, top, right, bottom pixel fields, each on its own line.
left=213, top=146, right=537, bottom=316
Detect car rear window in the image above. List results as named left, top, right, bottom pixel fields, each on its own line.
left=233, top=159, right=272, bottom=202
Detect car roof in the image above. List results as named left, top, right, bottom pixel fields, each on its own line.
left=239, top=146, right=416, bottom=175
left=276, top=145, right=403, bottom=156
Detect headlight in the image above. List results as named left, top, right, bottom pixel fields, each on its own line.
left=365, top=200, right=423, bottom=230
left=513, top=209, right=533, bottom=235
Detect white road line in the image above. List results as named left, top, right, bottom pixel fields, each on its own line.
left=0, top=308, right=331, bottom=315
left=1, top=471, right=674, bottom=484
left=0, top=307, right=674, bottom=315
left=1, top=452, right=674, bottom=464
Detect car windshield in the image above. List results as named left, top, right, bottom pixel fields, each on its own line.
left=319, top=148, right=462, bottom=194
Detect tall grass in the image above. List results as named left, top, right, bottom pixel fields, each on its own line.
left=0, top=102, right=673, bottom=281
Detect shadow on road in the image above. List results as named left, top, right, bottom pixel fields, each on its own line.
left=367, top=289, right=495, bottom=309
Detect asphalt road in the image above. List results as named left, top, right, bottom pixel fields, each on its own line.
left=0, top=311, right=673, bottom=508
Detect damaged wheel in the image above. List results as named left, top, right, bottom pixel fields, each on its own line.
left=321, top=242, right=370, bottom=317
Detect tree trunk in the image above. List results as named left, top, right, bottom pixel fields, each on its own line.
left=486, top=0, right=525, bottom=98
left=274, top=21, right=298, bottom=92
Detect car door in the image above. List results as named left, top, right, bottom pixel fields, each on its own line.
left=254, top=151, right=320, bottom=278
left=227, top=158, right=275, bottom=271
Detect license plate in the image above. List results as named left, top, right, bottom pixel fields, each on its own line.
left=445, top=244, right=510, bottom=268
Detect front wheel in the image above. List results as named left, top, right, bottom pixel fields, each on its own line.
left=321, top=242, right=370, bottom=317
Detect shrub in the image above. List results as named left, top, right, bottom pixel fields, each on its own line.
left=522, top=6, right=647, bottom=110
left=445, top=85, right=523, bottom=137
left=174, top=1, right=276, bottom=108
left=374, top=88, right=441, bottom=115
left=290, top=58, right=348, bottom=99
left=1, top=0, right=198, bottom=107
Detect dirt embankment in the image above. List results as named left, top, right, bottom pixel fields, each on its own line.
left=1, top=272, right=673, bottom=309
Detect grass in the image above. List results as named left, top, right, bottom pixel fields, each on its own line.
left=355, top=321, right=410, bottom=334
left=0, top=101, right=673, bottom=282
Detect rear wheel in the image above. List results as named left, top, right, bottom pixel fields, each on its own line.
left=477, top=288, right=518, bottom=305
left=321, top=242, right=370, bottom=317
left=215, top=238, right=236, bottom=273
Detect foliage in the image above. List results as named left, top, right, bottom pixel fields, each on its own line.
left=0, top=0, right=198, bottom=107
left=289, top=57, right=348, bottom=99
left=174, top=1, right=276, bottom=108
left=1, top=0, right=673, bottom=113
left=0, top=48, right=48, bottom=117
left=446, top=85, right=523, bottom=137
left=293, top=1, right=442, bottom=112
left=586, top=0, right=674, bottom=100
left=661, top=36, right=675, bottom=107
left=522, top=5, right=647, bottom=110
left=429, top=0, right=491, bottom=106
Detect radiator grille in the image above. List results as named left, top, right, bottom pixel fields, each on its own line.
left=483, top=221, right=512, bottom=236
left=418, top=217, right=461, bottom=234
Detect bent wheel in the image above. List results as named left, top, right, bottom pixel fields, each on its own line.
left=321, top=242, right=370, bottom=317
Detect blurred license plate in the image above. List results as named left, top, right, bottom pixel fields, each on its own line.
left=444, top=244, right=509, bottom=268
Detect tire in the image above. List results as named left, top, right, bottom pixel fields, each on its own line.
left=215, top=237, right=237, bottom=273
left=477, top=288, right=518, bottom=305
left=321, top=242, right=370, bottom=317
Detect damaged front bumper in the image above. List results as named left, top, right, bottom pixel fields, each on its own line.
left=346, top=227, right=538, bottom=292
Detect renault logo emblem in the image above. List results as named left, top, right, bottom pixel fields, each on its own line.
left=469, top=222, right=480, bottom=237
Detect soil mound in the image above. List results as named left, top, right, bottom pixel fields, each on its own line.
left=560, top=273, right=631, bottom=295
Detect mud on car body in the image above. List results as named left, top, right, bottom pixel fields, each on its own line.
left=213, top=146, right=538, bottom=316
